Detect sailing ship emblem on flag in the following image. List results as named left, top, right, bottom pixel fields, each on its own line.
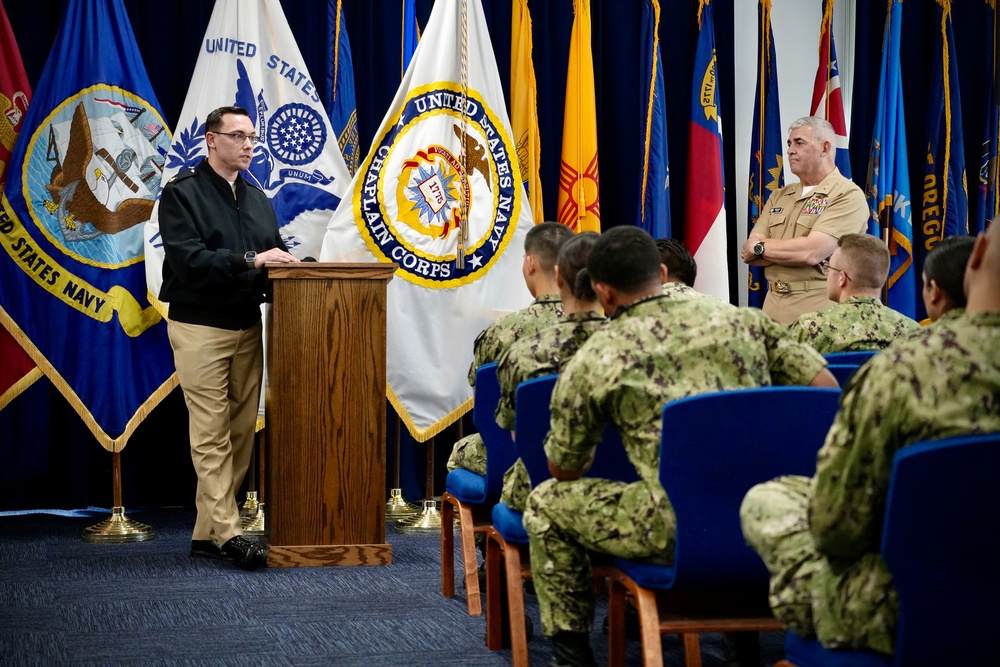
left=4, top=86, right=167, bottom=335
left=356, top=83, right=520, bottom=288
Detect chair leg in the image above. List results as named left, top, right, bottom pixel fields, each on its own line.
left=633, top=586, right=664, bottom=667
left=680, top=633, right=702, bottom=667
left=607, top=576, right=628, bottom=667
left=441, top=493, right=456, bottom=598
left=485, top=529, right=504, bottom=650
left=456, top=501, right=482, bottom=615
left=503, top=540, right=529, bottom=667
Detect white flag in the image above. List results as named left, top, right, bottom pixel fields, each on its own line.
left=321, top=0, right=533, bottom=441
left=144, top=0, right=351, bottom=300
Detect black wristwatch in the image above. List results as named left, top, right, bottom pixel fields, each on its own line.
left=244, top=251, right=257, bottom=269
left=752, top=241, right=765, bottom=257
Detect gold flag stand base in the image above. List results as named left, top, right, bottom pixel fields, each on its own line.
left=241, top=503, right=266, bottom=535
left=81, top=506, right=155, bottom=543
left=239, top=490, right=260, bottom=518
left=385, top=488, right=421, bottom=521
left=394, top=499, right=442, bottom=534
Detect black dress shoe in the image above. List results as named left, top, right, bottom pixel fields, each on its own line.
left=190, top=540, right=227, bottom=560
left=221, top=535, right=269, bottom=571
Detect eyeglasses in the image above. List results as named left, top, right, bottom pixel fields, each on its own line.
left=819, top=259, right=851, bottom=281
left=211, top=131, right=259, bottom=145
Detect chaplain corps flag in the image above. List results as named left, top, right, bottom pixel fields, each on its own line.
left=320, top=0, right=533, bottom=440
left=0, top=0, right=175, bottom=449
left=0, top=0, right=41, bottom=410
left=144, top=0, right=351, bottom=300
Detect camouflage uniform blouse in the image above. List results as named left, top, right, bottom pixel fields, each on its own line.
left=494, top=311, right=607, bottom=430
left=466, top=294, right=563, bottom=386
left=807, top=311, right=1000, bottom=652
left=788, top=295, right=920, bottom=354
left=546, top=294, right=827, bottom=485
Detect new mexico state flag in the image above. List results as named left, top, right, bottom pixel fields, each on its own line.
left=557, top=0, right=601, bottom=233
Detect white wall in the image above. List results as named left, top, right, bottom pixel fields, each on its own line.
left=732, top=0, right=854, bottom=305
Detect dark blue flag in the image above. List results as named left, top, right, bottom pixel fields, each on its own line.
left=0, top=0, right=175, bottom=447
left=637, top=0, right=670, bottom=239
left=867, top=0, right=916, bottom=318
left=326, top=0, right=359, bottom=176
left=919, top=0, right=968, bottom=320
left=747, top=0, right=783, bottom=309
left=975, top=0, right=998, bottom=234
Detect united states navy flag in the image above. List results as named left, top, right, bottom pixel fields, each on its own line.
left=747, top=0, right=782, bottom=309
left=0, top=0, right=175, bottom=449
left=867, top=0, right=916, bottom=318
left=637, top=0, right=670, bottom=239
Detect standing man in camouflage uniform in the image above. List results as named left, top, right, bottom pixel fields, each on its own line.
left=742, top=117, right=869, bottom=324
left=445, top=222, right=573, bottom=477
left=740, top=220, right=1000, bottom=656
left=494, top=232, right=606, bottom=513
left=788, top=234, right=919, bottom=353
left=920, top=235, right=975, bottom=324
left=523, top=227, right=837, bottom=667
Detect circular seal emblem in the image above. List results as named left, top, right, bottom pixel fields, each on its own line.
left=22, top=85, right=171, bottom=268
left=354, top=83, right=522, bottom=288
left=266, top=102, right=326, bottom=166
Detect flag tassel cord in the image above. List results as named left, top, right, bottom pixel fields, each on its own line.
left=456, top=0, right=469, bottom=269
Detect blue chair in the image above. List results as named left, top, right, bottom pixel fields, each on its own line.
left=607, top=386, right=842, bottom=667
left=777, top=432, right=1000, bottom=667
left=441, top=363, right=518, bottom=616
left=822, top=350, right=878, bottom=367
left=485, top=374, right=638, bottom=663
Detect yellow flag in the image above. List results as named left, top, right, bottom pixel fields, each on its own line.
left=511, top=0, right=543, bottom=223
left=557, top=0, right=601, bottom=233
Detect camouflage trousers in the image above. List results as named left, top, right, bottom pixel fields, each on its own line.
left=523, top=478, right=674, bottom=636
left=740, top=475, right=898, bottom=655
left=446, top=433, right=485, bottom=475
left=499, top=458, right=530, bottom=511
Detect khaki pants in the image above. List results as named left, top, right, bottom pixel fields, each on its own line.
left=168, top=319, right=263, bottom=545
left=762, top=289, right=836, bottom=325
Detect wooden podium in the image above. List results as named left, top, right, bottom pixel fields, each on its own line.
left=263, top=262, right=395, bottom=567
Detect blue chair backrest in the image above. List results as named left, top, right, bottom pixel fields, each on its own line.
left=475, top=362, right=518, bottom=502
left=823, top=350, right=878, bottom=367
left=515, top=374, right=639, bottom=491
left=881, top=432, right=1000, bottom=666
left=660, top=386, right=841, bottom=589
left=827, top=364, right=860, bottom=387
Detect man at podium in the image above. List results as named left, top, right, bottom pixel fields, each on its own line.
left=158, top=105, right=299, bottom=571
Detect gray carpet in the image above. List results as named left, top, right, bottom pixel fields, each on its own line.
left=0, top=508, right=785, bottom=666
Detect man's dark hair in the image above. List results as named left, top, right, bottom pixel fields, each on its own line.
left=205, top=106, right=250, bottom=133
left=923, top=235, right=975, bottom=307
left=587, top=226, right=661, bottom=291
left=655, top=237, right=697, bottom=287
left=524, top=222, right=575, bottom=275
left=557, top=232, right=600, bottom=301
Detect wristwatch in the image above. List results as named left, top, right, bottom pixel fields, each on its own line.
left=752, top=241, right=765, bottom=257
left=244, top=251, right=257, bottom=269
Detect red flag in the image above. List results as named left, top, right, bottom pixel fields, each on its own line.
left=0, top=0, right=39, bottom=409
left=810, top=0, right=851, bottom=177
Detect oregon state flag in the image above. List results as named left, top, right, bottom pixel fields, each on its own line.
left=747, top=0, right=783, bottom=309
left=920, top=0, right=968, bottom=321
left=810, top=0, right=851, bottom=178
left=0, top=0, right=42, bottom=410
left=557, top=0, right=600, bottom=233
left=686, top=0, right=729, bottom=301
left=320, top=0, right=532, bottom=440
left=867, top=0, right=916, bottom=318
left=511, top=0, right=543, bottom=224
left=0, top=0, right=175, bottom=449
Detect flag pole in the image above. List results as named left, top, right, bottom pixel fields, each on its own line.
left=81, top=451, right=155, bottom=542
